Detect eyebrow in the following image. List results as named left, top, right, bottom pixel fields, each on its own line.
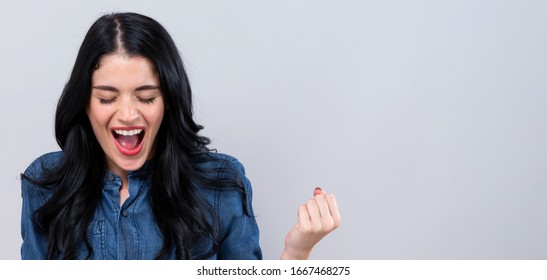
left=92, top=85, right=160, bottom=92
left=135, top=85, right=160, bottom=91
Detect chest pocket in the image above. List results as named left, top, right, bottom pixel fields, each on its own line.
left=85, top=219, right=107, bottom=260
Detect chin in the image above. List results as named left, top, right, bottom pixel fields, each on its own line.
left=119, top=159, right=147, bottom=171
left=107, top=154, right=148, bottom=174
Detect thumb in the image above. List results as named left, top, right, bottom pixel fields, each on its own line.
left=314, top=187, right=326, bottom=196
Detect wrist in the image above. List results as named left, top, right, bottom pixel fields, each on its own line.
left=280, top=246, right=311, bottom=260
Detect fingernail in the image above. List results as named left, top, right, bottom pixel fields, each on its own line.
left=314, top=187, right=324, bottom=196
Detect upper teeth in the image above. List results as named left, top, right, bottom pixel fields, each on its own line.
left=114, top=129, right=143, bottom=136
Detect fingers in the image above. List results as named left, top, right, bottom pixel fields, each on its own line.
left=299, top=187, right=340, bottom=233
left=325, top=193, right=341, bottom=228
left=314, top=192, right=331, bottom=221
left=313, top=187, right=339, bottom=220
left=297, top=204, right=310, bottom=230
left=305, top=196, right=321, bottom=222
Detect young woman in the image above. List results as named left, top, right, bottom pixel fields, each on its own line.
left=21, top=12, right=340, bottom=260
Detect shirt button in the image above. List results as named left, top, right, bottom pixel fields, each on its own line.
left=122, top=210, right=129, bottom=217
left=107, top=174, right=115, bottom=181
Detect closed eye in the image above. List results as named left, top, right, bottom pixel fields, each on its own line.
left=99, top=97, right=116, bottom=104
left=138, top=97, right=156, bottom=104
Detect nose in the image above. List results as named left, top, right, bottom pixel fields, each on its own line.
left=117, top=98, right=139, bottom=124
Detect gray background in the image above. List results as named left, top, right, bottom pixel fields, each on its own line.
left=1, top=0, right=546, bottom=259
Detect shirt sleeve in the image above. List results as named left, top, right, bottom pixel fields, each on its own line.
left=20, top=161, right=50, bottom=260
left=216, top=158, right=263, bottom=260
left=21, top=153, right=59, bottom=260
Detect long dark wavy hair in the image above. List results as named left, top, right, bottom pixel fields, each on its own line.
left=22, top=12, right=235, bottom=259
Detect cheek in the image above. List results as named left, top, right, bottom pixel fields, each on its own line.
left=148, top=110, right=164, bottom=134
left=155, top=109, right=165, bottom=126
left=151, top=101, right=165, bottom=128
left=87, top=103, right=112, bottom=130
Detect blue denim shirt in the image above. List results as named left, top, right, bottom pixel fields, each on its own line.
left=21, top=151, right=262, bottom=259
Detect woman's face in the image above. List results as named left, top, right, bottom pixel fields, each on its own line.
left=87, top=54, right=164, bottom=177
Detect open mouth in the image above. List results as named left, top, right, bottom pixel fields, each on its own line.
left=112, top=127, right=145, bottom=156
